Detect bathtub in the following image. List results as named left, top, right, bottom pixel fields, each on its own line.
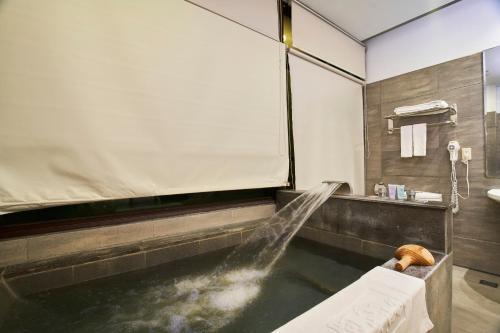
left=0, top=192, right=452, bottom=332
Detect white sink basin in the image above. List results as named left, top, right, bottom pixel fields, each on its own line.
left=487, top=189, right=500, bottom=203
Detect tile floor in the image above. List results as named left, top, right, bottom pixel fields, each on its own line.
left=452, top=265, right=500, bottom=333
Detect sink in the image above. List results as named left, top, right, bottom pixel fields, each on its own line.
left=487, top=189, right=500, bottom=203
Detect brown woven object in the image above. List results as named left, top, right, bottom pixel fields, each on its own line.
left=394, top=244, right=435, bottom=272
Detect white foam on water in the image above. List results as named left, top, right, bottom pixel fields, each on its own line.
left=121, top=318, right=163, bottom=332
left=205, top=268, right=268, bottom=312
left=174, top=276, right=211, bottom=296
left=208, top=283, right=261, bottom=312
left=169, top=268, right=268, bottom=313
left=223, top=268, right=268, bottom=283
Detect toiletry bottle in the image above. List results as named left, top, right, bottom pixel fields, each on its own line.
left=396, top=185, right=407, bottom=200
left=388, top=184, right=397, bottom=200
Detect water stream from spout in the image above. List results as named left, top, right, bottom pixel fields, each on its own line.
left=111, top=182, right=342, bottom=332
left=220, top=181, right=342, bottom=272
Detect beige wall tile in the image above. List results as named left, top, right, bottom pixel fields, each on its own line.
left=231, top=204, right=275, bottom=223
left=366, top=82, right=381, bottom=106
left=7, top=204, right=275, bottom=266
left=438, top=53, right=482, bottom=92
left=381, top=67, right=438, bottom=104
left=153, top=209, right=233, bottom=238
left=153, top=204, right=274, bottom=239
left=0, top=238, right=27, bottom=267
left=454, top=237, right=500, bottom=275
left=99, top=222, right=155, bottom=247
left=26, top=229, right=99, bottom=262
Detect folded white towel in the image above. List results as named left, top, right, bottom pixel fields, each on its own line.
left=395, top=100, right=448, bottom=115
left=400, top=125, right=413, bottom=158
left=415, top=191, right=443, bottom=202
left=274, top=266, right=433, bottom=333
left=413, top=123, right=427, bottom=157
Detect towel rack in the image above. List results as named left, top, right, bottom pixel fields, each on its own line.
left=385, top=103, right=457, bottom=134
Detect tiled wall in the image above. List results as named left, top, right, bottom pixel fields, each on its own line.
left=365, top=53, right=500, bottom=275
left=0, top=203, right=275, bottom=267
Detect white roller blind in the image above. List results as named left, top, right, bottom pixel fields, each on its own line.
left=289, top=53, right=364, bottom=194
left=292, top=2, right=366, bottom=79
left=188, top=0, right=279, bottom=40
left=0, top=0, right=288, bottom=213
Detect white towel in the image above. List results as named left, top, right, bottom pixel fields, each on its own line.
left=415, top=191, right=443, bottom=202
left=400, top=125, right=413, bottom=158
left=413, top=123, right=427, bottom=157
left=274, top=266, right=433, bottom=333
left=394, top=100, right=448, bottom=115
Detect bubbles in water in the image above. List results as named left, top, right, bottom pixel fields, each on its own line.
left=188, top=289, right=199, bottom=302
left=168, top=314, right=188, bottom=333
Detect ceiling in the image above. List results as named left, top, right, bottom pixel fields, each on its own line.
left=298, top=0, right=458, bottom=41
left=485, top=45, right=500, bottom=85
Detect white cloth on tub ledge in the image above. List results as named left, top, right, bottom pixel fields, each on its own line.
left=274, top=266, right=433, bottom=333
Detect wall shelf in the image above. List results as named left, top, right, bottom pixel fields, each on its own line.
left=385, top=103, right=457, bottom=134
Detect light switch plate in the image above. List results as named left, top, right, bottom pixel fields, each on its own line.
left=462, top=147, right=472, bottom=161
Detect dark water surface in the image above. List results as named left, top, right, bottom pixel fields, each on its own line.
left=1, top=238, right=382, bottom=333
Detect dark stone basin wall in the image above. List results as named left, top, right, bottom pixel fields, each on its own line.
left=277, top=190, right=452, bottom=258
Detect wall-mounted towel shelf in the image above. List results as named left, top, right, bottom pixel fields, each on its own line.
left=385, top=103, right=457, bottom=134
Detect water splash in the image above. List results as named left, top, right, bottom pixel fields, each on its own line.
left=0, top=271, right=19, bottom=302
left=106, top=182, right=342, bottom=332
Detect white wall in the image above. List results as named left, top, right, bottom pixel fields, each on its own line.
left=366, top=0, right=500, bottom=83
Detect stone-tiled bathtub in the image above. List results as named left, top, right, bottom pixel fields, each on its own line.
left=0, top=193, right=452, bottom=332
